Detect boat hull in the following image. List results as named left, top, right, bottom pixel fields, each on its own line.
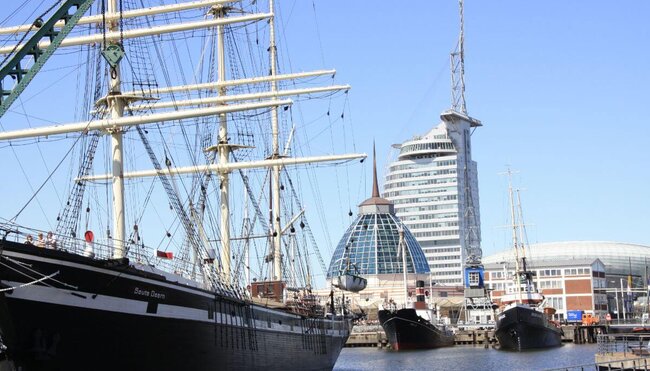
left=378, top=308, right=454, bottom=350
left=494, top=305, right=562, bottom=351
left=0, top=241, right=350, bottom=371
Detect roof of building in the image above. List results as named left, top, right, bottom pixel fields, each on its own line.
left=359, top=145, right=392, bottom=207
left=483, top=258, right=604, bottom=270
left=483, top=241, right=650, bottom=276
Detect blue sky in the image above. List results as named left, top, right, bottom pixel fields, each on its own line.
left=0, top=1, right=649, bottom=283
left=278, top=0, right=650, bottom=258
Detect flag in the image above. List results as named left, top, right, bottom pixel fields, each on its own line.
left=156, top=250, right=173, bottom=259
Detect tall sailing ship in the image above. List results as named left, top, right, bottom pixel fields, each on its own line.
left=0, top=1, right=365, bottom=370
left=494, top=172, right=562, bottom=351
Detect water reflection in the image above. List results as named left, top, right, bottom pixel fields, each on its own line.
left=334, top=343, right=598, bottom=371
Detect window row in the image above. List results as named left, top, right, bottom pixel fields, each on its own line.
left=564, top=268, right=590, bottom=276
left=400, top=141, right=455, bottom=155
left=385, top=177, right=457, bottom=190
left=539, top=280, right=562, bottom=289
left=388, top=159, right=456, bottom=173
left=385, top=186, right=456, bottom=199
left=386, top=168, right=457, bottom=181
left=392, top=194, right=458, bottom=205
left=411, top=229, right=459, bottom=237
left=539, top=269, right=562, bottom=277
left=426, top=254, right=461, bottom=262
left=400, top=213, right=458, bottom=222
left=431, top=270, right=462, bottom=276
left=423, top=247, right=461, bottom=253
left=394, top=204, right=456, bottom=214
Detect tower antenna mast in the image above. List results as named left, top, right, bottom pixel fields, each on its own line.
left=450, top=0, right=467, bottom=114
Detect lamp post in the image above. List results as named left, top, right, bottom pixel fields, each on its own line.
left=621, top=278, right=627, bottom=321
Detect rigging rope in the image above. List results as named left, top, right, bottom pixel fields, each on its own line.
left=11, top=125, right=95, bottom=224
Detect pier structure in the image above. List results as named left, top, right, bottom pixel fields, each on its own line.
left=344, top=324, right=608, bottom=348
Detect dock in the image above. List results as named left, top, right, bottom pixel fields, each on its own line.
left=545, top=333, right=650, bottom=371
left=345, top=324, right=608, bottom=348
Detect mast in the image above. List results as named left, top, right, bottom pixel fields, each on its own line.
left=506, top=169, right=522, bottom=303
left=107, top=0, right=126, bottom=259
left=399, top=228, right=408, bottom=307
left=269, top=0, right=283, bottom=281
left=515, top=189, right=528, bottom=265
left=214, top=4, right=231, bottom=284
left=243, top=171, right=251, bottom=288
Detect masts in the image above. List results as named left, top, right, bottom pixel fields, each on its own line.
left=504, top=168, right=537, bottom=305
left=0, top=1, right=367, bottom=292
left=214, top=4, right=232, bottom=284
left=506, top=170, right=521, bottom=275
left=107, top=0, right=126, bottom=259
left=269, top=0, right=283, bottom=281
left=398, top=228, right=408, bottom=307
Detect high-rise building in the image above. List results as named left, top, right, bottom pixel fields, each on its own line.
left=383, top=111, right=482, bottom=286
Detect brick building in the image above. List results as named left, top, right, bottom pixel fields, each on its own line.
left=484, top=258, right=607, bottom=321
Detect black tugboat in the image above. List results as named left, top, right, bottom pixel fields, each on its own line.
left=494, top=172, right=562, bottom=351
left=493, top=268, right=563, bottom=350
left=493, top=275, right=563, bottom=349
left=378, top=227, right=454, bottom=350
left=378, top=280, right=454, bottom=350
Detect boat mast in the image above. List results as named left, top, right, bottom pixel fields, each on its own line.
left=107, top=0, right=126, bottom=259
left=399, top=228, right=408, bottom=307
left=515, top=189, right=529, bottom=271
left=506, top=169, right=522, bottom=303
left=269, top=0, right=283, bottom=281
left=214, top=4, right=232, bottom=284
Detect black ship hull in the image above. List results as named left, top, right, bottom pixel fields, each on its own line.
left=494, top=305, right=562, bottom=351
left=378, top=308, right=454, bottom=350
left=0, top=241, right=350, bottom=371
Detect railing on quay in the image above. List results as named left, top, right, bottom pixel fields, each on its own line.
left=597, top=333, right=650, bottom=356
left=545, top=333, right=650, bottom=371
left=546, top=357, right=650, bottom=371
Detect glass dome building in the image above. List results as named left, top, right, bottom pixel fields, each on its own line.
left=326, top=151, right=430, bottom=279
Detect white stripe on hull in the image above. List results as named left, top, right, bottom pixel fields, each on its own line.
left=2, top=281, right=349, bottom=338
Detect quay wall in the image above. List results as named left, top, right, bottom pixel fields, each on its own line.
left=345, top=324, right=605, bottom=348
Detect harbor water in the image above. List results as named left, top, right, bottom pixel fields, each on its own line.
left=334, top=343, right=598, bottom=371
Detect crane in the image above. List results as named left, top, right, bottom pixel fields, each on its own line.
left=0, top=0, right=95, bottom=118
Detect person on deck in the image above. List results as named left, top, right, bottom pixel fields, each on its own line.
left=36, top=233, right=45, bottom=248
left=24, top=235, right=34, bottom=245
left=46, top=231, right=57, bottom=250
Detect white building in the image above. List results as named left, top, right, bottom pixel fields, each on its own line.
left=384, top=111, right=482, bottom=286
